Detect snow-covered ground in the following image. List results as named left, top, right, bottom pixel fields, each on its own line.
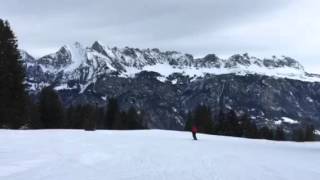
left=0, top=130, right=319, bottom=180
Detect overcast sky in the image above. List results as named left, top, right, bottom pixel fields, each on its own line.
left=1, top=0, right=319, bottom=73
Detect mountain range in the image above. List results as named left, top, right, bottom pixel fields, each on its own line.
left=21, top=41, right=320, bottom=131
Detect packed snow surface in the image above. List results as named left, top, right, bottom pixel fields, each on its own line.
left=0, top=130, right=319, bottom=180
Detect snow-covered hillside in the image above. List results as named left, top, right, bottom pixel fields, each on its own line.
left=1, top=130, right=319, bottom=180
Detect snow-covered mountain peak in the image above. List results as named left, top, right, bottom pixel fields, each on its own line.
left=91, top=41, right=107, bottom=54
left=219, top=53, right=304, bottom=70
left=202, top=54, right=220, bottom=62
left=22, top=41, right=320, bottom=85
left=58, top=45, right=70, bottom=54
left=259, top=56, right=303, bottom=70
left=19, top=50, right=35, bottom=62
left=36, top=45, right=72, bottom=69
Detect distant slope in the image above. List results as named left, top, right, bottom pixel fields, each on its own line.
left=0, top=130, right=319, bottom=180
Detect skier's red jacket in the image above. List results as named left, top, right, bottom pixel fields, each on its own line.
left=192, top=126, right=198, bottom=133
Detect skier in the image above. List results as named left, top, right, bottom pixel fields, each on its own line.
left=192, top=125, right=198, bottom=140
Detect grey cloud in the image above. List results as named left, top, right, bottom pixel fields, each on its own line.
left=0, top=0, right=319, bottom=73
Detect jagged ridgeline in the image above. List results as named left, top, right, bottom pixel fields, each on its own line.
left=21, top=42, right=320, bottom=132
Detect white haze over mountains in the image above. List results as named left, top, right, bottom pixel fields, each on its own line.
left=0, top=0, right=320, bottom=73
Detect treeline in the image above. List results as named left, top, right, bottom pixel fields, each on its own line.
left=27, top=87, right=147, bottom=130
left=185, top=105, right=315, bottom=142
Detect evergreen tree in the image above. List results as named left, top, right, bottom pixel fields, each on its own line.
left=136, top=110, right=147, bottom=129
left=193, top=105, right=214, bottom=134
left=214, top=110, right=225, bottom=135
left=95, top=107, right=105, bottom=129
left=274, top=127, right=286, bottom=141
left=65, top=105, right=75, bottom=128
left=105, top=98, right=120, bottom=129
left=39, top=87, right=64, bottom=128
left=214, top=110, right=242, bottom=137
left=246, top=122, right=259, bottom=139
left=127, top=107, right=144, bottom=129
left=71, top=105, right=85, bottom=129
left=224, top=110, right=241, bottom=137
left=293, top=127, right=305, bottom=142
left=304, top=124, right=315, bottom=141
left=0, top=19, right=27, bottom=128
left=27, top=98, right=42, bottom=129
left=240, top=115, right=259, bottom=138
left=184, top=111, right=193, bottom=131
left=113, top=111, right=128, bottom=130
left=83, top=104, right=96, bottom=131
left=259, top=126, right=274, bottom=140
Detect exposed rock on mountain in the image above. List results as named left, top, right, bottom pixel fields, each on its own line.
left=21, top=42, right=320, bottom=130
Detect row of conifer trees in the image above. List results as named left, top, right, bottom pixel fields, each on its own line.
left=185, top=104, right=316, bottom=141
left=27, top=87, right=147, bottom=130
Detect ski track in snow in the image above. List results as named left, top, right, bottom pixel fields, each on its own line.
left=0, top=130, right=319, bottom=180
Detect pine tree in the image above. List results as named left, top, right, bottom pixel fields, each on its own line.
left=136, top=109, right=147, bottom=129
left=184, top=111, right=193, bottom=131
left=274, top=127, right=286, bottom=141
left=39, top=87, right=64, bottom=128
left=247, top=122, right=259, bottom=139
left=83, top=104, right=96, bottom=131
left=95, top=107, right=105, bottom=129
left=65, top=105, right=75, bottom=128
left=214, top=110, right=225, bottom=135
left=304, top=124, right=315, bottom=141
left=238, top=115, right=259, bottom=139
left=72, top=105, right=84, bottom=129
left=105, top=98, right=120, bottom=129
left=193, top=105, right=214, bottom=134
left=293, top=127, right=305, bottom=142
left=113, top=111, right=128, bottom=130
left=26, top=97, right=42, bottom=129
left=214, top=110, right=241, bottom=136
left=127, top=107, right=144, bottom=129
left=259, top=126, right=274, bottom=140
left=0, top=19, right=27, bottom=129
left=224, top=110, right=241, bottom=137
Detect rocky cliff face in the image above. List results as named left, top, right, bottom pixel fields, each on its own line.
left=21, top=42, right=320, bottom=131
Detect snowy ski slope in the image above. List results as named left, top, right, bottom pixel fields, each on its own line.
left=0, top=130, right=319, bottom=180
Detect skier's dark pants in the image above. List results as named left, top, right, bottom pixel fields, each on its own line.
left=192, top=132, right=197, bottom=140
